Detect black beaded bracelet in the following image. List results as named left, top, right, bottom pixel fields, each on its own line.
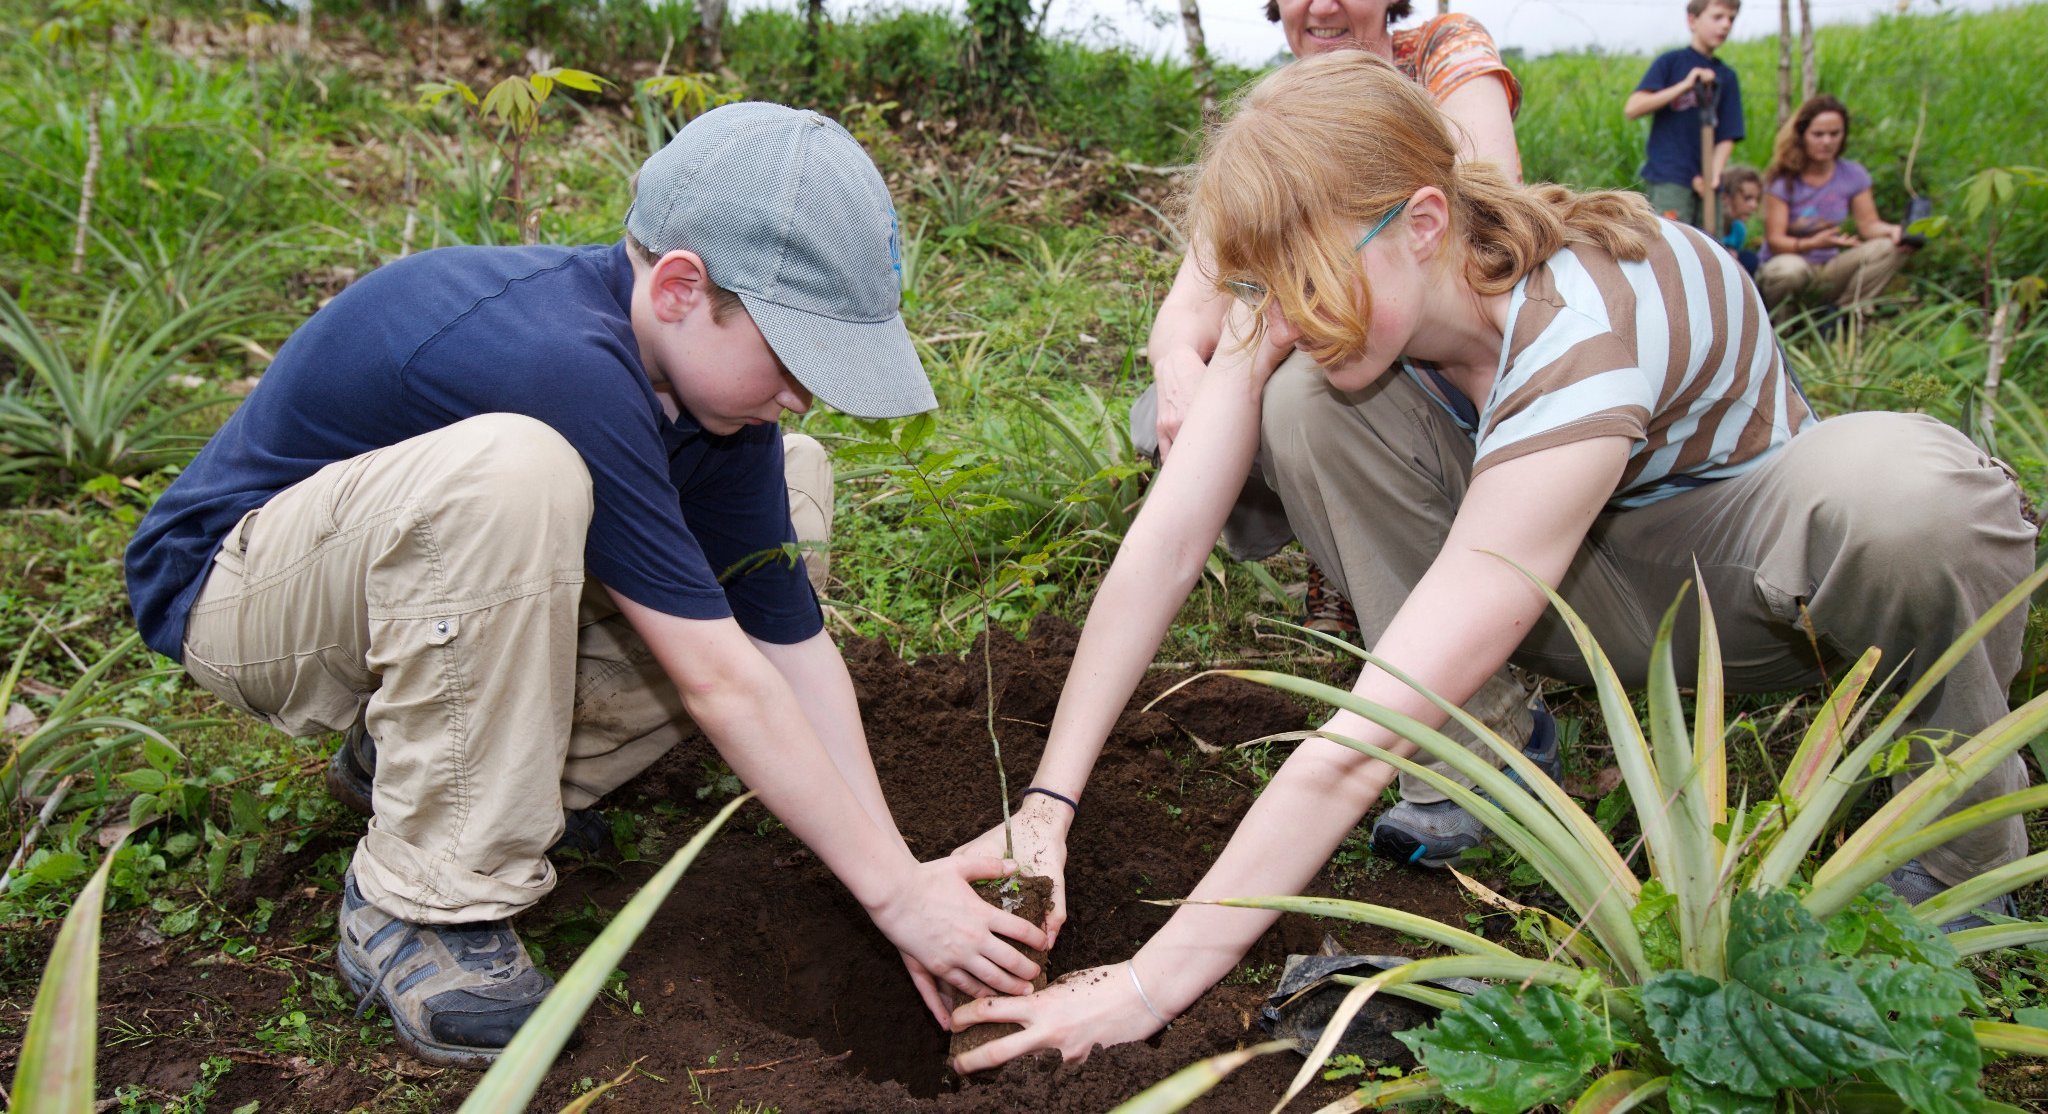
left=1022, top=786, right=1079, bottom=812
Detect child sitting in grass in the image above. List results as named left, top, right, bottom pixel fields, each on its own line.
left=947, top=51, right=2037, bottom=1071
left=1718, top=162, right=1763, bottom=274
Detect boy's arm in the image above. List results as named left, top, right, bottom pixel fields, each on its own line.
left=1708, top=138, right=1735, bottom=192
left=750, top=629, right=897, bottom=837
left=610, top=594, right=1050, bottom=1009
left=1625, top=62, right=1715, bottom=120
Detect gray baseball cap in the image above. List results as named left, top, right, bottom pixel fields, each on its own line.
left=626, top=102, right=935, bottom=420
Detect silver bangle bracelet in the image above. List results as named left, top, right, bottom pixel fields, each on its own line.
left=1127, top=960, right=1169, bottom=1026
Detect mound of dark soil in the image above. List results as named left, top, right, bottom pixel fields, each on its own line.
left=10, top=618, right=1475, bottom=1112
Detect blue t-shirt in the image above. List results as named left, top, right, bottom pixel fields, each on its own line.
left=1636, top=47, right=1744, bottom=186
left=126, top=241, right=822, bottom=660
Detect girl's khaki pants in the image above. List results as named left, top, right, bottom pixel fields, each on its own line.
left=180, top=413, right=834, bottom=923
left=1260, top=355, right=2038, bottom=887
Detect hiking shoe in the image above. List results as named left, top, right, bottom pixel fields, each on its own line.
left=1368, top=704, right=1563, bottom=869
left=1880, top=857, right=2017, bottom=934
left=1303, top=565, right=1359, bottom=637
left=335, top=871, right=560, bottom=1067
left=324, top=725, right=613, bottom=857
left=324, top=720, right=378, bottom=817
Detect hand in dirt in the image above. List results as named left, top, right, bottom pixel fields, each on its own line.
left=870, top=855, right=1050, bottom=1012
left=952, top=794, right=1071, bottom=948
left=947, top=963, right=1168, bottom=1074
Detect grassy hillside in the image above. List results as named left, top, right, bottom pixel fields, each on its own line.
left=1513, top=3, right=2048, bottom=282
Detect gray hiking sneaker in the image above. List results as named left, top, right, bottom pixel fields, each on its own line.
left=1880, top=857, right=2017, bottom=934
left=1369, top=704, right=1562, bottom=869
left=325, top=724, right=613, bottom=856
left=336, top=871, right=560, bottom=1066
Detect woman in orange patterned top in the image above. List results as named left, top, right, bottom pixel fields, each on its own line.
left=1126, top=1, right=1523, bottom=628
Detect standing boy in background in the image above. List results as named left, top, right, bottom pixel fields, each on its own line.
left=1625, top=0, right=1744, bottom=230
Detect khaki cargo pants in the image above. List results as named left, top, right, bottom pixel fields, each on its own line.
left=1259, top=354, right=2039, bottom=886
left=180, top=414, right=835, bottom=924
left=1758, top=238, right=1909, bottom=312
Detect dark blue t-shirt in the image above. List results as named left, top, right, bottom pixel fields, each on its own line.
left=126, top=241, right=822, bottom=660
left=1637, top=47, right=1744, bottom=186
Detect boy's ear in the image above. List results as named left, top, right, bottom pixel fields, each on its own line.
left=647, top=250, right=712, bottom=324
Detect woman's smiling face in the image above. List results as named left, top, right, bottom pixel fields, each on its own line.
left=1276, top=0, right=1398, bottom=60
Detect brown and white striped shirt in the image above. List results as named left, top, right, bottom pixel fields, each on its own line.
left=1409, top=219, right=1813, bottom=508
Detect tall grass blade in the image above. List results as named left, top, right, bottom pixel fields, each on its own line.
left=1811, top=691, right=2048, bottom=910
left=1947, top=922, right=2048, bottom=958
left=1306, top=1072, right=1445, bottom=1112
left=1106, top=1039, right=1296, bottom=1113
left=10, top=839, right=122, bottom=1113
left=1971, top=1021, right=2048, bottom=1057
left=1566, top=1070, right=1668, bottom=1114
left=1807, top=782, right=2048, bottom=914
left=1155, top=895, right=1520, bottom=961
left=1911, top=847, right=2048, bottom=927
left=1762, top=560, right=2048, bottom=890
left=457, top=791, right=755, bottom=1113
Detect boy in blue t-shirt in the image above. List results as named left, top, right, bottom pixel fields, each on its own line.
left=1625, top=0, right=1745, bottom=231
left=124, top=104, right=1048, bottom=1067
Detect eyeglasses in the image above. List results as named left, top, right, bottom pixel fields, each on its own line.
left=1221, top=201, right=1409, bottom=308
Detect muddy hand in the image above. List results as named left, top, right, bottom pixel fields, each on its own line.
left=871, top=855, right=1049, bottom=1005
left=953, top=794, right=1072, bottom=947
left=948, top=962, right=1170, bottom=1074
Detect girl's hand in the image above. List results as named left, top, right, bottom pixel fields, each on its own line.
left=1221, top=300, right=1295, bottom=391
left=1152, top=349, right=1208, bottom=461
left=948, top=962, right=1170, bottom=1073
left=952, top=794, right=1073, bottom=948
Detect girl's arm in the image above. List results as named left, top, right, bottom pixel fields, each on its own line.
left=949, top=434, right=1631, bottom=1072
left=1144, top=247, right=1232, bottom=459
left=1762, top=192, right=1802, bottom=255
left=953, top=308, right=1285, bottom=939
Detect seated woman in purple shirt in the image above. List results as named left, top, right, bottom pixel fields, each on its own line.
left=1757, top=94, right=1917, bottom=312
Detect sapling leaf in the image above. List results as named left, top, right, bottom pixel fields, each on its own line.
left=1393, top=984, right=1617, bottom=1114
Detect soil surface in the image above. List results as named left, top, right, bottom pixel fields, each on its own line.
left=2, top=619, right=1482, bottom=1112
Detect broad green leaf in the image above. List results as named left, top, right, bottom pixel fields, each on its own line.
left=1103, top=1039, right=1293, bottom=1113
left=1861, top=957, right=1982, bottom=1114
left=1394, top=985, right=1617, bottom=1114
left=13, top=842, right=121, bottom=1114
left=1644, top=891, right=1899, bottom=1096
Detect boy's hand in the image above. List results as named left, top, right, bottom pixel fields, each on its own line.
left=1685, top=66, right=1717, bottom=92
left=868, top=856, right=1050, bottom=1007
left=948, top=962, right=1168, bottom=1074
left=953, top=793, right=1073, bottom=947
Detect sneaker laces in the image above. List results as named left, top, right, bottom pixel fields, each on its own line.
left=352, top=920, right=523, bottom=1018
